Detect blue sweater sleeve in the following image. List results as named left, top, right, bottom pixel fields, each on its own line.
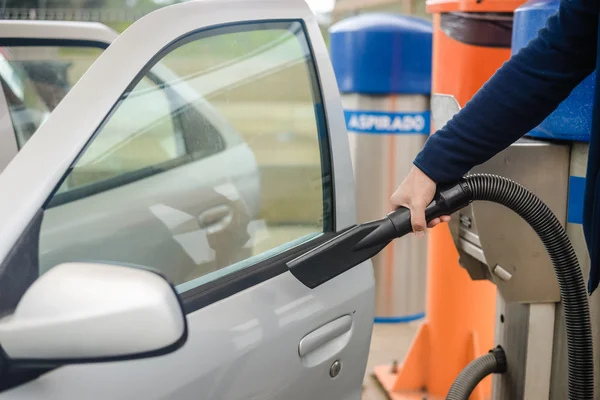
left=414, top=0, right=598, bottom=183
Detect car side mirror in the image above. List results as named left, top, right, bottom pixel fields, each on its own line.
left=0, top=262, right=187, bottom=365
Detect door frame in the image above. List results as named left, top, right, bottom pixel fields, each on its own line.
left=0, top=0, right=358, bottom=305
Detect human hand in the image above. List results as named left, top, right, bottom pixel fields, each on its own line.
left=390, top=166, right=451, bottom=237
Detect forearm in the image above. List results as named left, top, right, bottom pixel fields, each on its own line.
left=415, top=0, right=598, bottom=183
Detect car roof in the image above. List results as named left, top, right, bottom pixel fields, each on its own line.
left=0, top=20, right=117, bottom=47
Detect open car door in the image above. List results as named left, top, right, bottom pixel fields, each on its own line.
left=0, top=1, right=375, bottom=399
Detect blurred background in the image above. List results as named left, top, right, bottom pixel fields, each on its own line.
left=1, top=0, right=431, bottom=35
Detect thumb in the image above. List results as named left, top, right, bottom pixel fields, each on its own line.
left=410, top=201, right=427, bottom=237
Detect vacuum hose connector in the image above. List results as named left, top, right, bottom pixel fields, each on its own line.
left=446, top=346, right=507, bottom=400
left=354, top=173, right=593, bottom=399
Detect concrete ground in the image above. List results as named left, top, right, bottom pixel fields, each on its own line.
left=362, top=322, right=422, bottom=400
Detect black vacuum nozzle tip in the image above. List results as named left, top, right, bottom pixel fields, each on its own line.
left=353, top=218, right=395, bottom=252
left=287, top=220, right=389, bottom=288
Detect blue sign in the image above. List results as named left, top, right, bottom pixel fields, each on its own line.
left=344, top=110, right=430, bottom=135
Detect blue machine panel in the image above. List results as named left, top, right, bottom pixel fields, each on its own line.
left=330, top=14, right=433, bottom=95
left=568, top=176, right=586, bottom=225
left=513, top=0, right=594, bottom=142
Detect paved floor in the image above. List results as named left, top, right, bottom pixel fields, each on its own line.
left=362, top=322, right=422, bottom=400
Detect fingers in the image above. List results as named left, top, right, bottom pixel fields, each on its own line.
left=391, top=189, right=426, bottom=237
left=428, top=218, right=441, bottom=228
left=390, top=166, right=441, bottom=237
left=410, top=202, right=427, bottom=238
left=440, top=215, right=452, bottom=223
left=427, top=215, right=452, bottom=229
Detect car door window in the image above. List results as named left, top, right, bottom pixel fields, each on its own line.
left=52, top=74, right=225, bottom=194
left=39, top=21, right=333, bottom=292
left=0, top=46, right=103, bottom=147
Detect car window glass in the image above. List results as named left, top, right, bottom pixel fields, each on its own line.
left=0, top=46, right=103, bottom=148
left=58, top=75, right=184, bottom=192
left=39, top=21, right=333, bottom=292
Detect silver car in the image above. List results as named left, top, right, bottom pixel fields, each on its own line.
left=0, top=1, right=375, bottom=399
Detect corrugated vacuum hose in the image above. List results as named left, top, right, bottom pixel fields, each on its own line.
left=446, top=347, right=507, bottom=400
left=289, top=173, right=593, bottom=399
left=460, top=174, right=593, bottom=400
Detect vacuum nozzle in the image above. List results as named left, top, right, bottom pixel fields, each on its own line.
left=354, top=180, right=472, bottom=251
left=288, top=179, right=471, bottom=290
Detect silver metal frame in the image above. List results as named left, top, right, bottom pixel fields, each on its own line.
left=431, top=94, right=571, bottom=399
left=493, top=299, right=555, bottom=399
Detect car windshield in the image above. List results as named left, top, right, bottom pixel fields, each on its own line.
left=0, top=45, right=103, bottom=148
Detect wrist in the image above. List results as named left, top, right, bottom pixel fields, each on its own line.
left=412, top=160, right=438, bottom=184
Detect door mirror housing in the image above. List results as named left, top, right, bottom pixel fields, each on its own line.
left=0, top=262, right=187, bottom=365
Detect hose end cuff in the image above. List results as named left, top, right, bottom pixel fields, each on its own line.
left=458, top=178, right=473, bottom=201
left=490, top=346, right=507, bottom=374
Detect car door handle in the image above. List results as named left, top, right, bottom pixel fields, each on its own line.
left=198, top=205, right=233, bottom=233
left=298, top=315, right=353, bottom=357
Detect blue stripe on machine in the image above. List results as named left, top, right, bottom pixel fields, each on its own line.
left=374, top=312, right=425, bottom=324
left=344, top=110, right=430, bottom=135
left=568, top=176, right=586, bottom=225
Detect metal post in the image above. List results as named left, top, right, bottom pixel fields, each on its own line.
left=330, top=13, right=432, bottom=322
